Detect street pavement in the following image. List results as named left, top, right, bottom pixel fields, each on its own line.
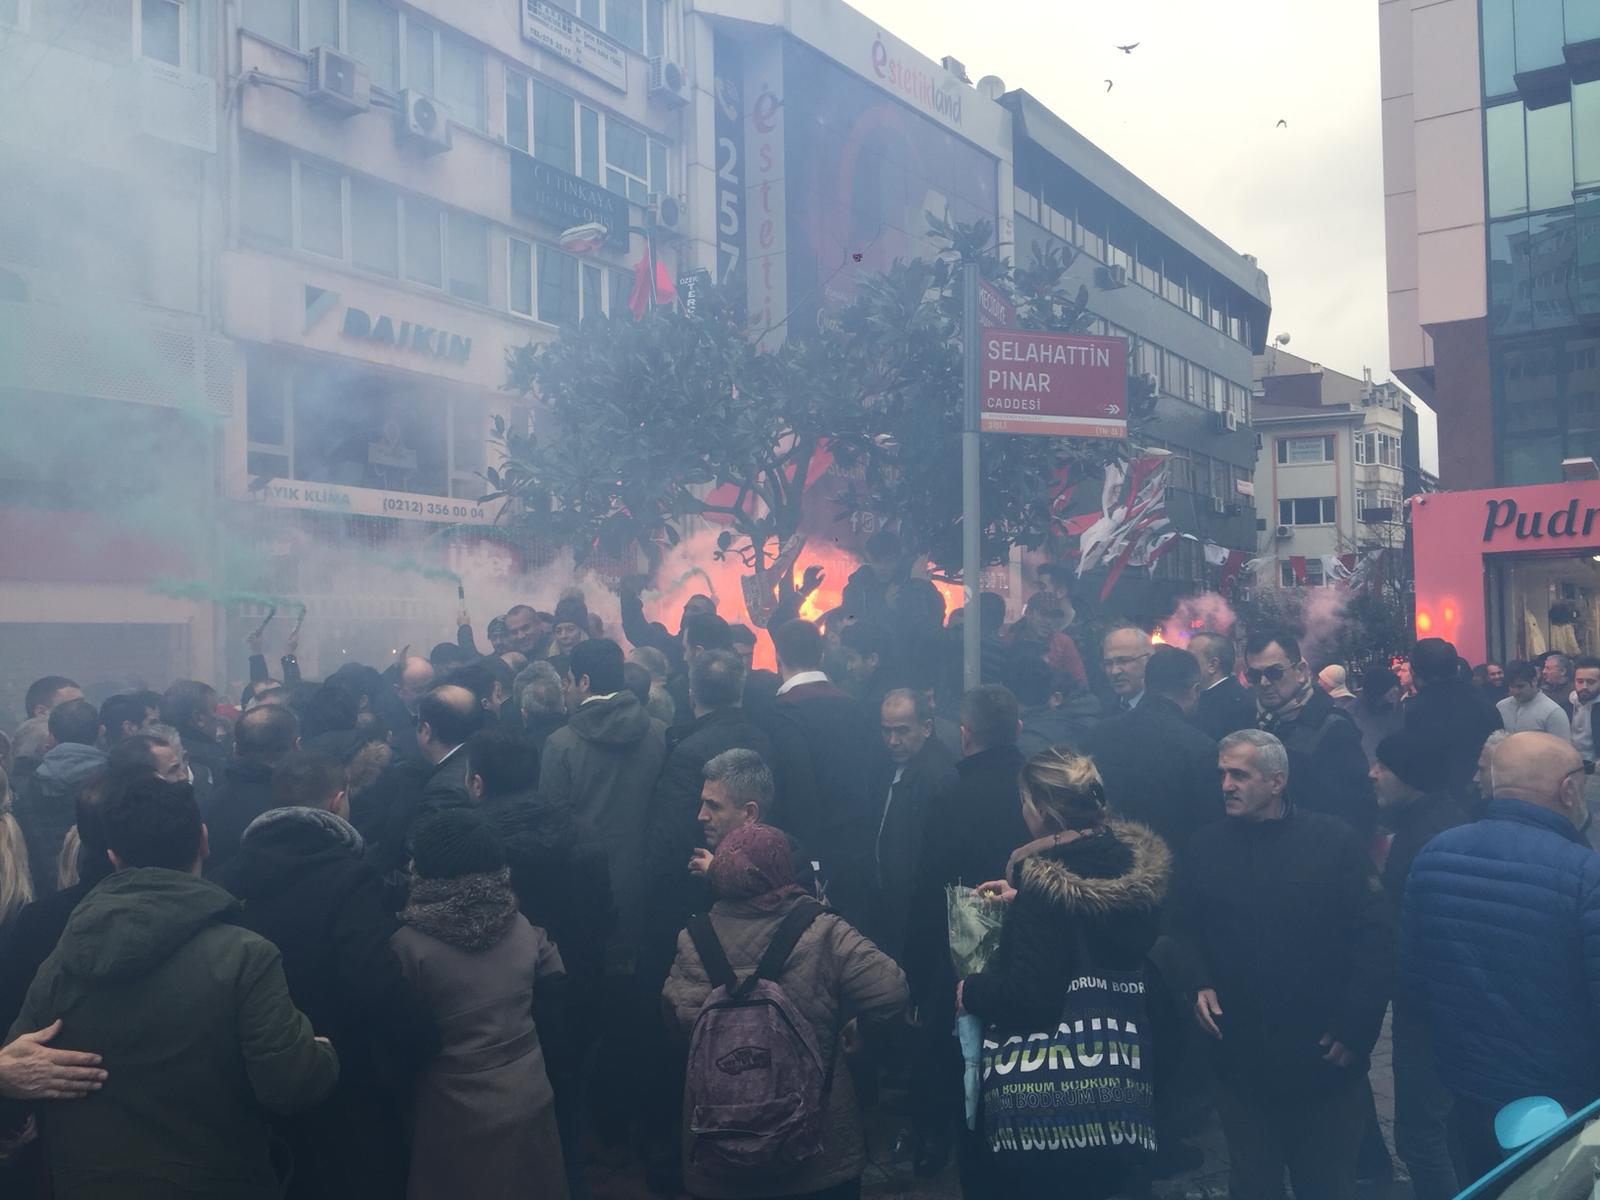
left=591, top=1016, right=1408, bottom=1200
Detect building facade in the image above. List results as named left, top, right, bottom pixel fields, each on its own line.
left=1383, top=0, right=1600, bottom=659
left=1004, top=90, right=1270, bottom=599
left=0, top=0, right=1273, bottom=703
left=1250, top=349, right=1412, bottom=590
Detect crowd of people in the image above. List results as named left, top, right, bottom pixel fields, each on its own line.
left=0, top=537, right=1596, bottom=1200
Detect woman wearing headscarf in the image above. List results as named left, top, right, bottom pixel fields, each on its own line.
left=663, top=823, right=908, bottom=1200
left=392, top=808, right=569, bottom=1200
left=960, top=749, right=1172, bottom=1198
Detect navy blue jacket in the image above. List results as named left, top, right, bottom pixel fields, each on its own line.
left=1402, top=798, right=1600, bottom=1110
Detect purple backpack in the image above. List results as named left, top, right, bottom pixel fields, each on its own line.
left=684, top=901, right=831, bottom=1177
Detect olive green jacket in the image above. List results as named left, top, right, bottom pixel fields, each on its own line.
left=10, top=867, right=338, bottom=1199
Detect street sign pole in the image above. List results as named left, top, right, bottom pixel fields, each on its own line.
left=962, top=262, right=981, bottom=692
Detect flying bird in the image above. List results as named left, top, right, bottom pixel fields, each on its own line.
left=1116, top=42, right=1140, bottom=53
left=1276, top=119, right=1288, bottom=128
left=1104, top=79, right=1114, bottom=92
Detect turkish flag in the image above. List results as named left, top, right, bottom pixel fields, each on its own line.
left=1290, top=556, right=1307, bottom=584
left=628, top=256, right=677, bottom=318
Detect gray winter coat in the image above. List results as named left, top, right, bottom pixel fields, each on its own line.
left=15, top=741, right=106, bottom=896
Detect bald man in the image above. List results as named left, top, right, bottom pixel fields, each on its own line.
left=415, top=684, right=481, bottom=812
left=397, top=656, right=436, bottom=713
left=1402, top=731, right=1600, bottom=1182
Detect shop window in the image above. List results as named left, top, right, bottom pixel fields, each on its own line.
left=1277, top=435, right=1334, bottom=465
left=240, top=142, right=292, bottom=246
left=287, top=362, right=450, bottom=496
left=451, top=398, right=485, bottom=476
left=351, top=177, right=399, bottom=276
left=1278, top=497, right=1335, bottom=526
left=446, top=212, right=488, bottom=304
left=138, top=0, right=183, bottom=66
left=297, top=164, right=344, bottom=260
left=403, top=198, right=443, bottom=287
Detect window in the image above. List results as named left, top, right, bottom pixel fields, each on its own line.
left=505, top=73, right=529, bottom=153
left=240, top=142, right=292, bottom=245
left=1514, top=0, right=1565, bottom=75
left=533, top=79, right=577, bottom=173
left=1278, top=497, right=1337, bottom=525
left=1526, top=100, right=1574, bottom=213
left=580, top=106, right=600, bottom=183
left=1162, top=267, right=1185, bottom=308
left=1487, top=101, right=1527, bottom=218
left=0, top=0, right=23, bottom=28
left=297, top=164, right=344, bottom=259
left=351, top=177, right=399, bottom=276
left=404, top=198, right=443, bottom=287
left=606, top=119, right=650, bottom=203
left=1161, top=350, right=1187, bottom=401
left=242, top=0, right=294, bottom=45
left=346, top=0, right=397, bottom=88
left=1481, top=0, right=1515, bottom=97
left=1135, top=253, right=1159, bottom=292
left=1281, top=559, right=1326, bottom=587
left=437, top=28, right=484, bottom=131
left=446, top=212, right=488, bottom=303
left=537, top=244, right=581, bottom=325
left=1577, top=81, right=1600, bottom=192
left=1379, top=433, right=1400, bottom=467
left=606, top=0, right=643, bottom=53
left=139, top=0, right=183, bottom=66
left=1277, top=435, right=1334, bottom=465
left=511, top=239, right=619, bottom=323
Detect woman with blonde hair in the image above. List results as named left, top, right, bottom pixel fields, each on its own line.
left=0, top=766, right=35, bottom=934
left=958, top=748, right=1172, bottom=1197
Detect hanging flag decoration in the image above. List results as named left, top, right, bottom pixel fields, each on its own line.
left=1290, top=556, right=1307, bottom=585
left=1076, top=455, right=1177, bottom=600
left=1218, top=548, right=1250, bottom=594
left=628, top=256, right=678, bottom=318
left=1203, top=542, right=1230, bottom=567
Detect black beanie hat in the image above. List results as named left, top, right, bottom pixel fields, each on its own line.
left=1375, top=731, right=1447, bottom=794
left=410, top=808, right=505, bottom=879
left=553, top=596, right=589, bottom=628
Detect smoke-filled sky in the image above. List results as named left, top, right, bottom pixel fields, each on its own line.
left=855, top=0, right=1440, bottom=471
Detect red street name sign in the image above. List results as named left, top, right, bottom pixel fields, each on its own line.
left=979, top=329, right=1128, bottom=439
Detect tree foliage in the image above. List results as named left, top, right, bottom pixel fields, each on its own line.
left=497, top=218, right=1154, bottom=601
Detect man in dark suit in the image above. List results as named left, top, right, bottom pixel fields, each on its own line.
left=756, top=619, right=888, bottom=932
left=1087, top=645, right=1222, bottom=856
left=1190, top=630, right=1257, bottom=742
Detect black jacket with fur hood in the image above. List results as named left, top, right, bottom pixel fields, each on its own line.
left=960, top=820, right=1171, bottom=1034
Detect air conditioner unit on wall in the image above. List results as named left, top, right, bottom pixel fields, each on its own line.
left=1095, top=264, right=1129, bottom=289
left=1275, top=524, right=1294, bottom=539
left=649, top=192, right=682, bottom=234
left=397, top=90, right=451, bottom=154
left=309, top=46, right=370, bottom=116
left=648, top=57, right=689, bottom=106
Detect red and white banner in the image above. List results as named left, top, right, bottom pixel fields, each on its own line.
left=1076, top=455, right=1176, bottom=600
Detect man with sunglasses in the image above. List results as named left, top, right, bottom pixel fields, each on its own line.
left=1245, top=630, right=1376, bottom=841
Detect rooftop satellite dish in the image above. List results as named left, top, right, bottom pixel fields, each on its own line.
left=977, top=75, right=1006, bottom=100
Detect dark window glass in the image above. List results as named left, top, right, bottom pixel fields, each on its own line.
left=509, top=239, right=533, bottom=316
left=351, top=178, right=399, bottom=276
left=608, top=0, right=643, bottom=52
left=446, top=212, right=488, bottom=303
left=580, top=106, right=600, bottom=183
left=1577, top=82, right=1600, bottom=192
left=240, top=142, right=291, bottom=245
left=1528, top=209, right=1578, bottom=329
left=247, top=356, right=288, bottom=446
left=1482, top=0, right=1516, bottom=96
left=1489, top=216, right=1532, bottom=335
left=505, top=73, right=529, bottom=153
left=1513, top=0, right=1565, bottom=74
left=537, top=244, right=580, bottom=325
left=242, top=0, right=295, bottom=46
left=1570, top=0, right=1600, bottom=43
left=533, top=81, right=576, bottom=173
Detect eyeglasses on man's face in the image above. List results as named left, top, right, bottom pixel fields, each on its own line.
left=1245, top=663, right=1293, bottom=685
